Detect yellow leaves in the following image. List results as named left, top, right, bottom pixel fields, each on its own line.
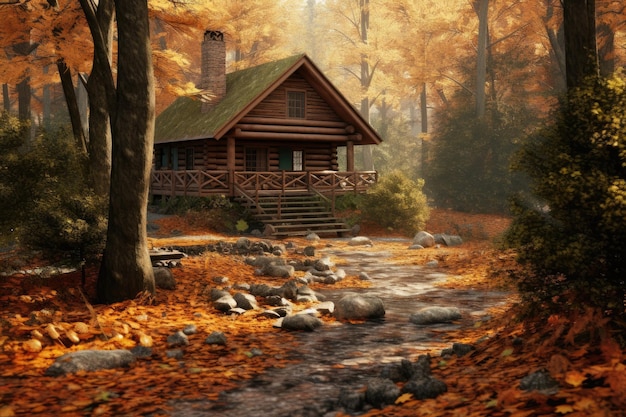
left=0, top=406, right=15, bottom=417
left=22, top=339, right=42, bottom=353
left=555, top=404, right=574, bottom=414
left=394, top=393, right=413, bottom=404
left=564, top=370, right=586, bottom=388
left=45, top=323, right=60, bottom=340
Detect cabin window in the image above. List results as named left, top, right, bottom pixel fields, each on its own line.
left=293, top=150, right=304, bottom=171
left=278, top=148, right=304, bottom=171
left=287, top=91, right=306, bottom=119
left=245, top=147, right=268, bottom=171
left=160, top=146, right=178, bottom=170
left=185, top=148, right=194, bottom=170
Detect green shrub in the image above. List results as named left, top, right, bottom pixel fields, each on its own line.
left=0, top=119, right=107, bottom=261
left=360, top=170, right=429, bottom=234
left=505, top=71, right=626, bottom=318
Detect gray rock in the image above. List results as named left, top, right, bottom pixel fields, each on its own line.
left=303, top=246, right=316, bottom=256
left=520, top=369, right=559, bottom=393
left=182, top=324, right=197, bottom=335
left=263, top=264, right=295, bottom=278
left=45, top=349, right=135, bottom=376
left=280, top=314, right=323, bottom=331
left=425, top=260, right=439, bottom=267
left=305, top=232, right=320, bottom=241
left=205, top=331, right=227, bottom=346
left=314, top=301, right=335, bottom=315
left=334, top=293, right=385, bottom=321
left=348, top=236, right=373, bottom=246
left=409, top=306, right=462, bottom=325
left=258, top=310, right=282, bottom=319
left=350, top=224, right=361, bottom=236
left=337, top=388, right=365, bottom=412
left=214, top=295, right=238, bottom=312
left=441, top=342, right=474, bottom=357
left=264, top=295, right=289, bottom=307
left=413, top=231, right=435, bottom=248
left=235, top=237, right=251, bottom=249
left=167, top=330, right=189, bottom=347
left=212, top=275, right=229, bottom=285
left=434, top=233, right=463, bottom=247
left=166, top=349, right=184, bottom=359
left=314, top=256, right=334, bottom=271
left=130, top=346, right=152, bottom=358
left=229, top=307, right=247, bottom=315
left=365, top=378, right=400, bottom=408
left=153, top=267, right=176, bottom=290
left=359, top=272, right=371, bottom=281
left=402, top=376, right=447, bottom=399
left=233, top=292, right=258, bottom=310
left=210, top=288, right=230, bottom=301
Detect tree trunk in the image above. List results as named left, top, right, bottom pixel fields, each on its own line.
left=563, top=0, right=597, bottom=89
left=97, top=0, right=155, bottom=303
left=359, top=0, right=374, bottom=171
left=475, top=0, right=489, bottom=119
left=57, top=59, right=87, bottom=153
left=85, top=0, right=114, bottom=198
left=17, top=77, right=30, bottom=122
left=597, top=21, right=614, bottom=77
left=2, top=84, right=9, bottom=112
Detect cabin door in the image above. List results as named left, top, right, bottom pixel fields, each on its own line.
left=279, top=148, right=303, bottom=171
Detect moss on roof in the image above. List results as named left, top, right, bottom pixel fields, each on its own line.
left=155, top=54, right=305, bottom=144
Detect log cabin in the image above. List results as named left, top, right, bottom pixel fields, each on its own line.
left=151, top=30, right=383, bottom=237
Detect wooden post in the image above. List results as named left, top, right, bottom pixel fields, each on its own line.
left=346, top=141, right=354, bottom=171
left=227, top=136, right=235, bottom=195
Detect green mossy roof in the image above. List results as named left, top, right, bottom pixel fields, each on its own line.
left=155, top=54, right=304, bottom=144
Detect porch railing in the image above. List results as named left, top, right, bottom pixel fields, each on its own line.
left=150, top=169, right=377, bottom=197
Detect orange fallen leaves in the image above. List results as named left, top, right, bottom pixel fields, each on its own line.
left=2, top=209, right=625, bottom=416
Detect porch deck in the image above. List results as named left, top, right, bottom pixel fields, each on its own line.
left=150, top=170, right=377, bottom=198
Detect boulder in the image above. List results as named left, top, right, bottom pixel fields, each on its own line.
left=348, top=236, right=373, bottom=246
left=413, top=231, right=435, bottom=248
left=365, top=378, right=400, bottom=408
left=334, top=293, right=385, bottom=321
left=45, top=350, right=135, bottom=376
left=233, top=292, right=258, bottom=310
left=434, top=233, right=463, bottom=247
left=205, top=331, right=227, bottom=346
left=280, top=314, right=323, bottom=331
left=214, top=295, right=238, bottom=312
left=409, top=306, right=461, bottom=325
left=401, top=376, right=447, bottom=400
left=153, top=267, right=176, bottom=290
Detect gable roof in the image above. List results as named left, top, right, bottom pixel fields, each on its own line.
left=155, top=54, right=382, bottom=146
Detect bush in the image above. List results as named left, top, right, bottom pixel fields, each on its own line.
left=0, top=119, right=106, bottom=261
left=360, top=170, right=429, bottom=234
left=505, top=72, right=626, bottom=318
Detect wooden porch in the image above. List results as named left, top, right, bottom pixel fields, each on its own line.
left=150, top=170, right=377, bottom=199
left=150, top=170, right=377, bottom=237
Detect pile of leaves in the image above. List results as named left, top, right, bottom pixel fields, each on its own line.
left=1, top=209, right=624, bottom=416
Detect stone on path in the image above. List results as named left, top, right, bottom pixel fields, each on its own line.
left=45, top=350, right=135, bottom=376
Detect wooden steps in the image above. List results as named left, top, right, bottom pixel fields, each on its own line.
left=235, top=192, right=351, bottom=238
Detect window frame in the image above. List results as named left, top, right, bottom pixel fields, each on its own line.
left=287, top=90, right=306, bottom=119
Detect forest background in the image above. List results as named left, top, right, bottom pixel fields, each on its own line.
left=2, top=0, right=625, bottom=215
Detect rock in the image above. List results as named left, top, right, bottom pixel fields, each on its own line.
left=348, top=236, right=373, bottom=246
left=166, top=349, right=184, bottom=359
left=214, top=295, right=238, bottom=312
left=434, top=233, right=463, bottom=247
left=210, top=288, right=230, bottom=301
left=380, top=359, right=419, bottom=383
left=365, top=378, right=400, bottom=408
left=337, top=388, right=365, bottom=412
left=314, top=301, right=335, bottom=315
left=205, top=331, right=227, bottom=346
left=520, top=369, right=559, bottom=393
left=182, top=324, right=197, bottom=335
left=280, top=314, right=323, bottom=331
left=130, top=346, right=152, bottom=358
left=425, top=260, right=439, bottom=267
left=263, top=264, right=295, bottom=278
left=258, top=310, right=281, bottom=319
left=45, top=350, right=135, bottom=376
left=306, top=232, right=320, bottom=241
left=167, top=331, right=189, bottom=347
left=233, top=292, right=258, bottom=310
left=359, top=272, right=371, bottom=281
left=264, top=295, right=290, bottom=307
left=350, top=224, right=361, bottom=236
left=212, top=276, right=229, bottom=285
left=409, top=306, right=462, bottom=325
left=235, top=237, right=251, bottom=249
left=334, top=293, right=385, bottom=321
left=402, top=376, right=447, bottom=399
left=314, top=256, right=334, bottom=271
left=229, top=307, right=247, bottom=315
left=303, top=246, right=316, bottom=257
left=153, top=267, right=176, bottom=290
left=413, top=231, right=435, bottom=248
left=249, top=283, right=272, bottom=297
left=441, top=342, right=474, bottom=357
left=408, top=244, right=424, bottom=250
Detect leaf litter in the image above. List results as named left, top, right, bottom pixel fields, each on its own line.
left=0, top=209, right=624, bottom=416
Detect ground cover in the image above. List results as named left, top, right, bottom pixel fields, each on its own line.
left=0, top=209, right=624, bottom=416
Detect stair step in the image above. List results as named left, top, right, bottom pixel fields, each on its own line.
left=262, top=216, right=343, bottom=224
left=272, top=228, right=353, bottom=237
left=271, top=222, right=348, bottom=230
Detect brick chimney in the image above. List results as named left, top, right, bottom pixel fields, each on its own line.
left=200, top=30, right=226, bottom=113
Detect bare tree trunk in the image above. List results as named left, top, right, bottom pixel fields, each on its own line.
left=563, top=0, right=597, bottom=89
left=597, top=21, right=614, bottom=77
left=97, top=0, right=155, bottom=303
left=475, top=0, right=489, bottom=119
left=360, top=0, right=374, bottom=171
left=57, top=59, right=87, bottom=153
left=2, top=84, right=9, bottom=112
left=85, top=0, right=114, bottom=198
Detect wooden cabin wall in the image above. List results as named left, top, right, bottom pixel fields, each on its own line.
left=246, top=71, right=343, bottom=123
